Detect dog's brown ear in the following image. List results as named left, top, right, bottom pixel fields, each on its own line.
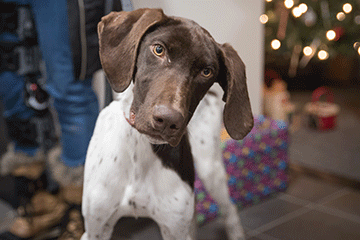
left=217, top=43, right=254, bottom=140
left=98, top=8, right=166, bottom=92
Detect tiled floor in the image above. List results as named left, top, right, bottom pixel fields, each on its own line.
left=197, top=175, right=360, bottom=240
left=289, top=88, right=360, bottom=182
left=118, top=174, right=360, bottom=239
left=2, top=174, right=358, bottom=239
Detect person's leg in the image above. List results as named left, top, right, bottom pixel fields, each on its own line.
left=52, top=80, right=99, bottom=167
left=31, top=0, right=98, bottom=169
left=0, top=71, right=48, bottom=183
left=0, top=1, right=46, bottom=173
left=0, top=51, right=60, bottom=240
left=0, top=1, right=96, bottom=238
left=47, top=79, right=98, bottom=208
left=31, top=0, right=99, bottom=238
left=0, top=72, right=38, bottom=156
left=0, top=2, right=66, bottom=237
left=46, top=82, right=99, bottom=238
left=0, top=72, right=34, bottom=120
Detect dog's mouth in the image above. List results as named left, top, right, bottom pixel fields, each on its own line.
left=146, top=134, right=168, bottom=145
left=124, top=111, right=183, bottom=147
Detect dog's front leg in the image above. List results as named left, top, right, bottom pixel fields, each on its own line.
left=188, top=213, right=198, bottom=240
left=189, top=91, right=246, bottom=240
left=150, top=174, right=196, bottom=240
left=81, top=101, right=133, bottom=240
left=193, top=149, right=246, bottom=240
left=81, top=184, right=123, bottom=240
left=158, top=212, right=197, bottom=240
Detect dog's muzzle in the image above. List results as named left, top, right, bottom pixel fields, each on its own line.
left=125, top=104, right=185, bottom=147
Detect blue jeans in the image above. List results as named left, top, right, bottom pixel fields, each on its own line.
left=0, top=0, right=99, bottom=167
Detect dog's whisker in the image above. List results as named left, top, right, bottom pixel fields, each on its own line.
left=152, top=143, right=167, bottom=154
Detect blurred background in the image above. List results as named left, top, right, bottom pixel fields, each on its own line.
left=1, top=0, right=360, bottom=239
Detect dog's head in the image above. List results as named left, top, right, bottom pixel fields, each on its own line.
left=98, top=8, right=253, bottom=147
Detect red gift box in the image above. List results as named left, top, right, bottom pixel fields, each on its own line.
left=305, top=87, right=340, bottom=131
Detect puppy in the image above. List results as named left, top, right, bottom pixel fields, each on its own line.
left=81, top=8, right=253, bottom=240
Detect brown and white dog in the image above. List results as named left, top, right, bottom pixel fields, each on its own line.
left=81, top=8, right=253, bottom=240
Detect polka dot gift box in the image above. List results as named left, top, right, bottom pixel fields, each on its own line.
left=195, top=115, right=289, bottom=225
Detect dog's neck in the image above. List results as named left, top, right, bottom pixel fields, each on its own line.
left=117, top=83, right=195, bottom=189
left=151, top=133, right=195, bottom=189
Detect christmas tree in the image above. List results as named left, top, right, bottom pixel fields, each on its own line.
left=263, top=0, right=360, bottom=78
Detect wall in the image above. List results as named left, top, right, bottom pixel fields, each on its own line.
left=131, top=0, right=264, bottom=115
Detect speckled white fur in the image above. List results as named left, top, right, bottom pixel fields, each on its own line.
left=81, top=83, right=245, bottom=240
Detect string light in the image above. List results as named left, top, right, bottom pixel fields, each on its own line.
left=299, top=3, right=308, bottom=14
left=355, top=15, right=360, bottom=25
left=303, top=46, right=313, bottom=56
left=326, top=30, right=336, bottom=41
left=266, top=0, right=272, bottom=2
left=260, top=14, right=269, bottom=24
left=318, top=50, right=329, bottom=60
left=343, top=3, right=352, bottom=14
left=354, top=42, right=360, bottom=55
left=284, top=0, right=294, bottom=9
left=337, top=12, right=346, bottom=21
left=292, top=7, right=302, bottom=18
left=353, top=42, right=360, bottom=49
left=271, top=39, right=281, bottom=50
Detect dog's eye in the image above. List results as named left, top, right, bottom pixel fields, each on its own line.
left=201, top=68, right=212, bottom=78
left=153, top=44, right=165, bottom=57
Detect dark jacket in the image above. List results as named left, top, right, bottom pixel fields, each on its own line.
left=67, top=0, right=106, bottom=80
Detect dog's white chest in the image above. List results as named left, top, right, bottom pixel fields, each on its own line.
left=83, top=99, right=194, bottom=227
left=119, top=159, right=194, bottom=220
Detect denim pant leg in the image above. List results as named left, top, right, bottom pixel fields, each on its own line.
left=0, top=72, right=33, bottom=120
left=53, top=80, right=99, bottom=167
left=31, top=0, right=99, bottom=167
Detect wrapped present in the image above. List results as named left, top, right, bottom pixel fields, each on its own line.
left=195, top=115, right=289, bottom=225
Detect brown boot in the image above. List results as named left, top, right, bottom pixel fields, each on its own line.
left=0, top=145, right=68, bottom=240
left=4, top=174, right=67, bottom=239
left=57, top=205, right=84, bottom=240
left=1, top=143, right=46, bottom=178
left=47, top=146, right=84, bottom=187
left=9, top=191, right=67, bottom=239
left=55, top=185, right=84, bottom=240
left=57, top=189, right=84, bottom=240
left=47, top=146, right=85, bottom=240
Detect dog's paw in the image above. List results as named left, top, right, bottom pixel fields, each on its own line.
left=224, top=207, right=246, bottom=240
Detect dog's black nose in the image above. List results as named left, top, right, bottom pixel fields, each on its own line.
left=153, top=105, right=184, bottom=133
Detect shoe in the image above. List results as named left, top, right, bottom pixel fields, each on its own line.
left=0, top=231, right=28, bottom=240
left=4, top=191, right=67, bottom=239
left=47, top=146, right=84, bottom=188
left=57, top=205, right=84, bottom=240
left=0, top=226, right=61, bottom=240
left=1, top=143, right=46, bottom=178
left=47, top=146, right=86, bottom=240
left=0, top=171, right=65, bottom=240
left=0, top=147, right=47, bottom=209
